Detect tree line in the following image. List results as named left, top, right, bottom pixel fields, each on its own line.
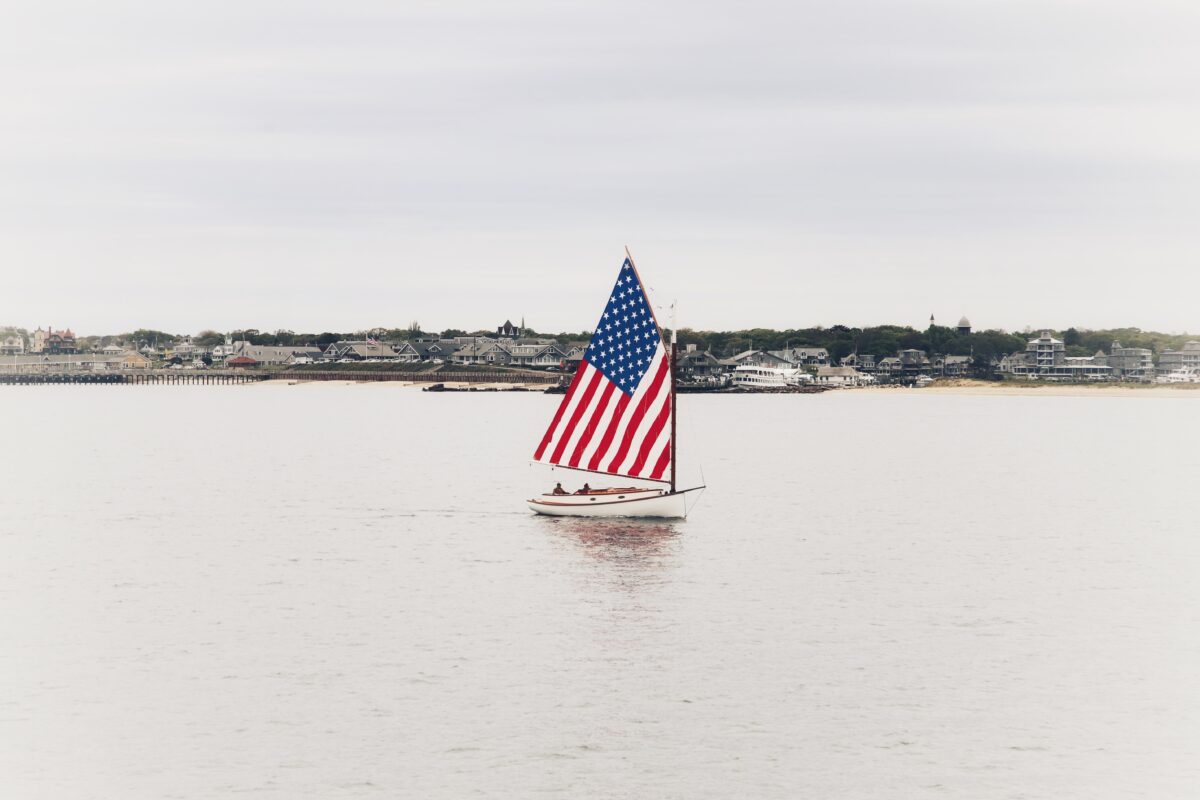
left=4, top=323, right=1194, bottom=364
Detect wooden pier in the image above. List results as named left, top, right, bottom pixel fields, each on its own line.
left=0, top=368, right=557, bottom=386
left=274, top=369, right=559, bottom=384
left=0, top=370, right=270, bottom=386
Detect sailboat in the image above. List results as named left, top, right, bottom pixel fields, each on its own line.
left=527, top=250, right=704, bottom=518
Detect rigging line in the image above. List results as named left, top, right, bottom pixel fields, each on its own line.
left=527, top=461, right=673, bottom=486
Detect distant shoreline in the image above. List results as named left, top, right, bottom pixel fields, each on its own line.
left=250, top=377, right=1200, bottom=398
left=894, top=379, right=1200, bottom=398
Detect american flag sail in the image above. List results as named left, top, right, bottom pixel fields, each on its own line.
left=532, top=258, right=673, bottom=483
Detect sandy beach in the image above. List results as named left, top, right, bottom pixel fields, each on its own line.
left=913, top=379, right=1200, bottom=398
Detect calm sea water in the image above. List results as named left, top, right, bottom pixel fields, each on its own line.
left=1, top=385, right=1197, bottom=799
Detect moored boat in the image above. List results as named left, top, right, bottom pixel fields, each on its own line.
left=731, top=365, right=812, bottom=390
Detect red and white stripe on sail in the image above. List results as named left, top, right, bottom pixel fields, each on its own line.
left=533, top=344, right=672, bottom=482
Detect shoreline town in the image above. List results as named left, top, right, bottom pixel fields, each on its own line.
left=1, top=319, right=1198, bottom=390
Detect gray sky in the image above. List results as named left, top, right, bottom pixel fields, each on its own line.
left=2, top=0, right=1198, bottom=335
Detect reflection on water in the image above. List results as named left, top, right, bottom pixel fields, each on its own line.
left=2, top=388, right=1198, bottom=799
left=539, top=516, right=680, bottom=568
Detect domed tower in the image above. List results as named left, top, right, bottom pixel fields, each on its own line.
left=957, top=316, right=971, bottom=335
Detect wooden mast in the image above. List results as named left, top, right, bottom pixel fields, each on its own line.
left=669, top=310, right=677, bottom=495
left=624, top=245, right=676, bottom=495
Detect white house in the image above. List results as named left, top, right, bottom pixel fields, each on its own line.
left=814, top=366, right=867, bottom=387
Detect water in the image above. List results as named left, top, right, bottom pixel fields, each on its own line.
left=1, top=386, right=1197, bottom=799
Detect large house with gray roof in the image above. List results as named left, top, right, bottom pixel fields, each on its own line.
left=1159, top=341, right=1200, bottom=373
left=393, top=339, right=461, bottom=363
left=232, top=342, right=324, bottom=365
left=998, top=332, right=1113, bottom=380
left=675, top=345, right=725, bottom=382
left=768, top=347, right=829, bottom=366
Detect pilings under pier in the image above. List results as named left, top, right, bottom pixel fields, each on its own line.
left=0, top=368, right=560, bottom=386
left=0, top=370, right=270, bottom=386
left=274, top=370, right=560, bottom=384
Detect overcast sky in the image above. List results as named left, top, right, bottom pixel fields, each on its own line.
left=2, top=0, right=1198, bottom=336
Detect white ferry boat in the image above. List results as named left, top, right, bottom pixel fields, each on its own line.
left=1156, top=368, right=1200, bottom=384
left=732, top=365, right=812, bottom=390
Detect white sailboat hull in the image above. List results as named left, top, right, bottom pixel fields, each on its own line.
left=527, top=487, right=699, bottom=519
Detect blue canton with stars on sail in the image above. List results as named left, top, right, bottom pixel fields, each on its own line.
left=586, top=260, right=660, bottom=395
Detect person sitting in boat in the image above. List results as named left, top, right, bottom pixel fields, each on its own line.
left=552, top=482, right=567, bottom=495
left=574, top=482, right=591, bottom=495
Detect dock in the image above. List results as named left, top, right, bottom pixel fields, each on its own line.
left=0, top=370, right=269, bottom=385
left=0, top=368, right=559, bottom=386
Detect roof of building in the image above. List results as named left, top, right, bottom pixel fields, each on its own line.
left=1031, top=332, right=1063, bottom=344
left=453, top=341, right=510, bottom=357
left=958, top=316, right=970, bottom=327
left=676, top=349, right=719, bottom=364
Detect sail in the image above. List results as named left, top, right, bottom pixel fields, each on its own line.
left=532, top=257, right=672, bottom=482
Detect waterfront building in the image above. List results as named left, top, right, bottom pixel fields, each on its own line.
left=31, top=327, right=77, bottom=354
left=1106, top=341, right=1154, bottom=381
left=999, top=331, right=1113, bottom=380
left=563, top=342, right=588, bottom=360
left=171, top=336, right=207, bottom=360
left=1159, top=341, right=1200, bottom=373
left=212, top=336, right=236, bottom=361
left=876, top=356, right=902, bottom=378
left=675, top=345, right=725, bottom=382
left=0, top=334, right=24, bottom=355
left=394, top=339, right=463, bottom=363
left=233, top=342, right=324, bottom=365
left=1032, top=332, right=1065, bottom=372
left=319, top=340, right=398, bottom=361
left=840, top=353, right=876, bottom=373
left=898, top=349, right=931, bottom=378
left=449, top=340, right=510, bottom=365
left=447, top=338, right=565, bottom=368
left=505, top=341, right=568, bottom=368
left=768, top=347, right=829, bottom=367
left=813, top=366, right=868, bottom=386
left=932, top=354, right=973, bottom=377
left=866, top=349, right=932, bottom=382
